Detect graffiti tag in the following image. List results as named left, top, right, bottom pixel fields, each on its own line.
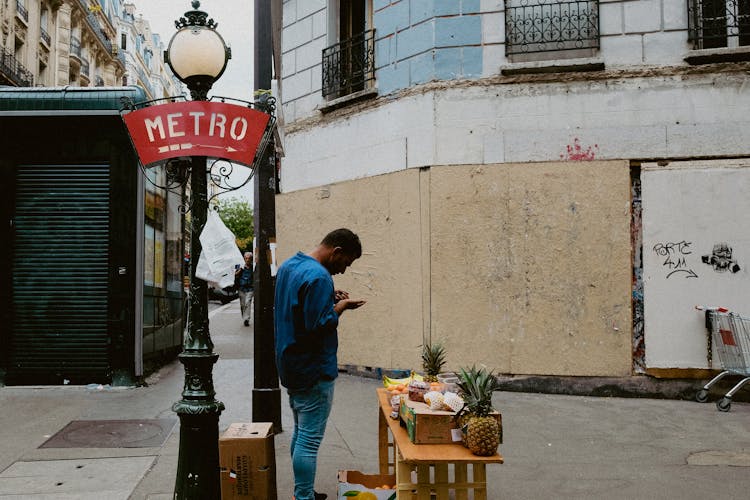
left=652, top=241, right=698, bottom=279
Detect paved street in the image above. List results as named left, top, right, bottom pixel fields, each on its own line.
left=0, top=301, right=749, bottom=499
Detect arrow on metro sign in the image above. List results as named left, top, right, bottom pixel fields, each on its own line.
left=123, top=101, right=271, bottom=167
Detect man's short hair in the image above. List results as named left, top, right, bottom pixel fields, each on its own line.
left=321, top=228, right=362, bottom=258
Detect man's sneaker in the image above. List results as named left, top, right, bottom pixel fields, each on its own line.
left=244, top=319, right=249, bottom=326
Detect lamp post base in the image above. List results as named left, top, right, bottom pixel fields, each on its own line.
left=172, top=352, right=224, bottom=499
left=173, top=412, right=222, bottom=499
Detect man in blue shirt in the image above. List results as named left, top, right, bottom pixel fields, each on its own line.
left=274, top=228, right=366, bottom=500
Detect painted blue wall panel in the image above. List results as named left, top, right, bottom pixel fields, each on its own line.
left=410, top=50, right=436, bottom=84
left=434, top=0, right=461, bottom=16
left=462, top=46, right=483, bottom=77
left=435, top=15, right=482, bottom=47
left=374, top=0, right=392, bottom=12
left=461, top=0, right=481, bottom=14
left=375, top=36, right=393, bottom=68
left=410, top=0, right=434, bottom=25
left=434, top=47, right=462, bottom=79
left=396, top=20, right=435, bottom=60
left=376, top=63, right=410, bottom=95
left=375, top=0, right=410, bottom=37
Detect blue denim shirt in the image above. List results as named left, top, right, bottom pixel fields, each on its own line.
left=274, top=252, right=339, bottom=391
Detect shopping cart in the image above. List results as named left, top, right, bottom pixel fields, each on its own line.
left=694, top=306, right=750, bottom=412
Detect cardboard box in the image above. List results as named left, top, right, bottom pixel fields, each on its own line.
left=399, top=397, right=502, bottom=445
left=337, top=470, right=396, bottom=500
left=219, top=422, right=276, bottom=499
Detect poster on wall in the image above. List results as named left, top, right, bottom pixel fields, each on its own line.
left=642, top=160, right=750, bottom=369
left=145, top=225, right=155, bottom=287
left=154, top=231, right=165, bottom=290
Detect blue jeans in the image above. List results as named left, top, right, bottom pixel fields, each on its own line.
left=288, top=379, right=335, bottom=500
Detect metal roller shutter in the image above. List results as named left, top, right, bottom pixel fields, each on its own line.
left=9, top=164, right=111, bottom=383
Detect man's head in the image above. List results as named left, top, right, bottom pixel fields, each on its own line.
left=244, top=252, right=253, bottom=266
left=318, top=228, right=362, bottom=275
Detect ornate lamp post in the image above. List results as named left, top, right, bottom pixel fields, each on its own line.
left=165, top=2, right=231, bottom=498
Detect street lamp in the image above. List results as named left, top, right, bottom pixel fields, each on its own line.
left=166, top=2, right=231, bottom=498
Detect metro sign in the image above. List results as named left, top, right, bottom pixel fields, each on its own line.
left=123, top=101, right=271, bottom=167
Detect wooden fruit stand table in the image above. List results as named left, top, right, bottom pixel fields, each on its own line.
left=376, top=388, right=503, bottom=500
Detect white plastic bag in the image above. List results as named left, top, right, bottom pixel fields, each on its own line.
left=195, top=211, right=243, bottom=288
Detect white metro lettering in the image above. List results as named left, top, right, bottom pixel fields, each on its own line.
left=230, top=117, right=248, bottom=140
left=142, top=111, right=249, bottom=142
left=209, top=113, right=226, bottom=137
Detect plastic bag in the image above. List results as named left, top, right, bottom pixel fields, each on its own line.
left=195, top=211, right=243, bottom=288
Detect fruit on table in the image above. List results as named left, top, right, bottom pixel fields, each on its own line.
left=383, top=372, right=423, bottom=394
left=455, top=365, right=501, bottom=456
left=342, top=491, right=378, bottom=499
left=421, top=341, right=447, bottom=382
left=407, top=379, right=430, bottom=402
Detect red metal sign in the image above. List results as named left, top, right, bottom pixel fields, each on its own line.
left=123, top=101, right=271, bottom=167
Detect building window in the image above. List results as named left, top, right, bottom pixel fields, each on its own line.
left=40, top=8, right=50, bottom=46
left=688, top=0, right=750, bottom=49
left=16, top=0, right=29, bottom=23
left=121, top=33, right=127, bottom=51
left=322, top=0, right=375, bottom=99
left=505, top=0, right=600, bottom=58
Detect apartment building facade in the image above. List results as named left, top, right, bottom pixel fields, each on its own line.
left=0, top=1, right=181, bottom=96
left=275, top=0, right=750, bottom=379
left=0, top=1, right=185, bottom=385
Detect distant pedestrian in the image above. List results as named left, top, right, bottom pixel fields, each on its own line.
left=235, top=251, right=254, bottom=326
left=274, top=228, right=366, bottom=500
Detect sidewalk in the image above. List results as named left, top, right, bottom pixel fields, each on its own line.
left=0, top=302, right=748, bottom=499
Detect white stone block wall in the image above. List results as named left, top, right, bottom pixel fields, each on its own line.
left=281, top=72, right=750, bottom=192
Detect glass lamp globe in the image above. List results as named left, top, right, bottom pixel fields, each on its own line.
left=166, top=2, right=231, bottom=100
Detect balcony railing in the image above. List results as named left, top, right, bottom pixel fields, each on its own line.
left=40, top=28, right=51, bottom=46
left=505, top=0, right=600, bottom=55
left=85, top=12, right=113, bottom=54
left=70, top=36, right=82, bottom=58
left=16, top=1, right=28, bottom=23
left=688, top=0, right=750, bottom=49
left=0, top=46, right=33, bottom=86
left=322, top=29, right=375, bottom=99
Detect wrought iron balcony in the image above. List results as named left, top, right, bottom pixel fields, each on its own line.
left=16, top=1, right=28, bottom=23
left=505, top=0, right=600, bottom=55
left=0, top=46, right=33, bottom=86
left=85, top=12, right=113, bottom=53
left=322, top=29, right=375, bottom=99
left=40, top=28, right=51, bottom=46
left=688, top=0, right=750, bottom=49
left=70, top=37, right=82, bottom=58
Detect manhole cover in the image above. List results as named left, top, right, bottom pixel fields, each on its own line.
left=39, top=419, right=177, bottom=449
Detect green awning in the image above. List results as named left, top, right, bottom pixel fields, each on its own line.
left=0, top=86, right=148, bottom=114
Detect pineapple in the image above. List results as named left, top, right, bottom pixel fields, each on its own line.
left=421, top=341, right=447, bottom=382
left=455, top=365, right=501, bottom=456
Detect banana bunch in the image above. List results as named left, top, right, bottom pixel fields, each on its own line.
left=383, top=371, right=423, bottom=393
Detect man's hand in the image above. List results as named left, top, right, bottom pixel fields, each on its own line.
left=334, top=289, right=350, bottom=303
left=334, top=298, right=366, bottom=315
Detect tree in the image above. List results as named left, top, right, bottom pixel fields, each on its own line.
left=214, top=197, right=254, bottom=252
